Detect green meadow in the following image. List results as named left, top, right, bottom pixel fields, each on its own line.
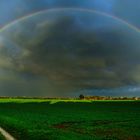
left=0, top=99, right=140, bottom=140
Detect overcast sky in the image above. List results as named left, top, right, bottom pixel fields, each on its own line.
left=0, top=0, right=140, bottom=97
left=0, top=0, right=140, bottom=28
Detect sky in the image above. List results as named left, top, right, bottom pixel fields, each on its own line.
left=0, top=0, right=140, bottom=28
left=0, top=0, right=140, bottom=97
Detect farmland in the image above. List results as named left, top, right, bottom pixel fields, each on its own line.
left=0, top=99, right=140, bottom=140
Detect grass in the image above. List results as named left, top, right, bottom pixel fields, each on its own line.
left=0, top=134, right=5, bottom=140
left=0, top=99, right=140, bottom=140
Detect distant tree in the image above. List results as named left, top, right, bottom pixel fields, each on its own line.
left=79, top=94, right=84, bottom=100
left=123, top=97, right=128, bottom=100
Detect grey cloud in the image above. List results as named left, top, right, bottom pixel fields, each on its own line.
left=0, top=9, right=140, bottom=96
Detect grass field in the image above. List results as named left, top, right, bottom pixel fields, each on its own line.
left=0, top=99, right=140, bottom=140
left=0, top=134, right=5, bottom=140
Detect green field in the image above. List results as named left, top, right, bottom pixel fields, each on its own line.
left=0, top=99, right=140, bottom=140
left=0, top=134, right=5, bottom=140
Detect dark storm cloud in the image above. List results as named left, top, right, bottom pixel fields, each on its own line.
left=1, top=10, right=140, bottom=97
left=0, top=1, right=140, bottom=97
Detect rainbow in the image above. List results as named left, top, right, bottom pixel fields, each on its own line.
left=0, top=7, right=140, bottom=33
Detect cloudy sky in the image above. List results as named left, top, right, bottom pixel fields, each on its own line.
left=0, top=0, right=140, bottom=97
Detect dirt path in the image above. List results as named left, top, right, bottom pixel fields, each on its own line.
left=0, top=127, right=16, bottom=140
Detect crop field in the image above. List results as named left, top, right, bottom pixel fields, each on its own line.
left=0, top=99, right=140, bottom=140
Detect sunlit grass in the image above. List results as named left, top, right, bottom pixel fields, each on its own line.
left=0, top=98, right=138, bottom=104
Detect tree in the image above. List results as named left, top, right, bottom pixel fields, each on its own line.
left=79, top=94, right=84, bottom=100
